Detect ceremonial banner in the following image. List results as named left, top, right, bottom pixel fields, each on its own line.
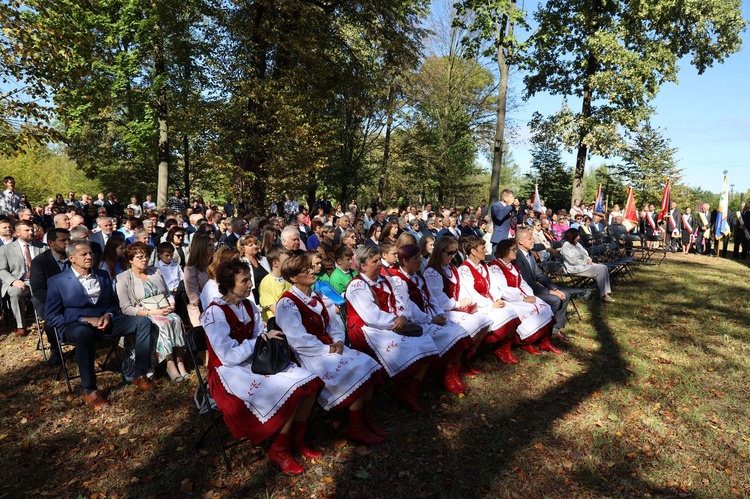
left=623, top=186, right=639, bottom=232
left=595, top=183, right=605, bottom=216
left=657, top=180, right=671, bottom=222
left=715, top=176, right=731, bottom=240
left=532, top=184, right=543, bottom=213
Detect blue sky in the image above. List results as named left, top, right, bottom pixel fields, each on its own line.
left=495, top=1, right=750, bottom=195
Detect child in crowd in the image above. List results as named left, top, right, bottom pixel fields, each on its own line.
left=379, top=241, right=398, bottom=276
left=155, top=243, right=183, bottom=294
left=329, top=245, right=357, bottom=295
left=259, top=246, right=292, bottom=322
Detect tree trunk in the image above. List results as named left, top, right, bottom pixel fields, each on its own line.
left=154, top=24, right=169, bottom=209
left=182, top=134, right=190, bottom=199
left=378, top=83, right=395, bottom=201
left=572, top=52, right=596, bottom=206
left=490, top=3, right=514, bottom=204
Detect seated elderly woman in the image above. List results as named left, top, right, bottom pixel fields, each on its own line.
left=116, top=242, right=188, bottom=381
left=345, top=245, right=440, bottom=412
left=276, top=254, right=386, bottom=445
left=560, top=228, right=614, bottom=302
left=201, top=260, right=323, bottom=475
left=423, top=236, right=492, bottom=375
left=389, top=245, right=474, bottom=394
left=458, top=236, right=521, bottom=364
left=488, top=240, right=559, bottom=362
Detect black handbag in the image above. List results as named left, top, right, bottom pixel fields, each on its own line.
left=251, top=318, right=291, bottom=375
left=396, top=323, right=423, bottom=337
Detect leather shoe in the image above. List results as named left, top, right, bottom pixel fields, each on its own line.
left=580, top=290, right=594, bottom=301
left=131, top=374, right=156, bottom=391
left=83, top=390, right=111, bottom=411
left=14, top=327, right=27, bottom=337
left=48, top=347, right=62, bottom=366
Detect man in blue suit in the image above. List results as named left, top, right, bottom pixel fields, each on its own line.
left=45, top=240, right=155, bottom=410
left=490, top=189, right=517, bottom=250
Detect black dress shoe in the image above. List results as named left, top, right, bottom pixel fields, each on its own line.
left=48, top=348, right=62, bottom=366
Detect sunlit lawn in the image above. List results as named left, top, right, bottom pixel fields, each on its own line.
left=1, top=251, right=748, bottom=498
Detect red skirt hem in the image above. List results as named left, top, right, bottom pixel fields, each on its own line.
left=484, top=318, right=521, bottom=343
left=208, top=371, right=324, bottom=444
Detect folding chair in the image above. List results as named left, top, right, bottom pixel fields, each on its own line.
left=32, top=304, right=48, bottom=360
left=54, top=327, right=125, bottom=393
left=185, top=326, right=249, bottom=472
left=642, top=234, right=667, bottom=266
left=542, top=260, right=582, bottom=321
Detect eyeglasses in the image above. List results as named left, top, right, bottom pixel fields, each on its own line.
left=443, top=250, right=457, bottom=257
left=174, top=234, right=185, bottom=238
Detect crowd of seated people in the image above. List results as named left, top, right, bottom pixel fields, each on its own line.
left=0, top=179, right=657, bottom=475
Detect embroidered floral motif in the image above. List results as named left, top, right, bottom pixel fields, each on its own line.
left=247, top=380, right=262, bottom=396
left=385, top=340, right=399, bottom=352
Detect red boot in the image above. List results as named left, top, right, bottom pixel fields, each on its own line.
left=268, top=433, right=304, bottom=475
left=460, top=352, right=481, bottom=377
left=390, top=378, right=427, bottom=412
left=521, top=344, right=542, bottom=355
left=442, top=363, right=466, bottom=394
left=290, top=421, right=323, bottom=459
left=493, top=342, right=519, bottom=364
left=364, top=400, right=389, bottom=437
left=539, top=336, right=563, bottom=354
left=347, top=409, right=384, bottom=445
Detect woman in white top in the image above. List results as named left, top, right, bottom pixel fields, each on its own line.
left=488, top=240, right=560, bottom=360
left=389, top=245, right=473, bottom=394
left=457, top=237, right=521, bottom=364
left=423, top=236, right=492, bottom=375
left=200, top=246, right=241, bottom=310
left=201, top=260, right=322, bottom=475
left=345, top=245, right=439, bottom=412
left=276, top=254, right=386, bottom=445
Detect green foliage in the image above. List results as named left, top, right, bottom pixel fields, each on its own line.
left=615, top=122, right=682, bottom=204
left=523, top=0, right=747, bottom=203
left=519, top=137, right=572, bottom=212
left=0, top=147, right=103, bottom=205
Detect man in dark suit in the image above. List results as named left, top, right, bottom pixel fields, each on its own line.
left=460, top=216, right=482, bottom=237
left=490, top=189, right=516, bottom=250
left=733, top=203, right=748, bottom=259
left=0, top=220, right=47, bottom=336
left=30, top=228, right=70, bottom=364
left=664, top=201, right=682, bottom=252
left=514, top=228, right=589, bottom=338
left=45, top=240, right=155, bottom=410
left=296, top=213, right=310, bottom=246
left=219, top=217, right=248, bottom=250
left=90, top=216, right=116, bottom=251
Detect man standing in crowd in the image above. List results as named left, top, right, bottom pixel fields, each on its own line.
left=696, top=203, right=713, bottom=256
left=490, top=189, right=516, bottom=249
left=664, top=201, right=682, bottom=253
left=0, top=176, right=23, bottom=216
left=166, top=189, right=187, bottom=214
left=733, top=203, right=748, bottom=259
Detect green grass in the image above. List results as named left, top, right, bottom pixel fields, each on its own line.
left=1, top=252, right=749, bottom=498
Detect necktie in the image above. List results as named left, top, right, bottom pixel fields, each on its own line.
left=527, top=251, right=535, bottom=270
left=24, top=244, right=32, bottom=279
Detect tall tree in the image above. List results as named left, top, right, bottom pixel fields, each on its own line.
left=524, top=0, right=746, bottom=206
left=616, top=122, right=681, bottom=203
left=520, top=137, right=572, bottom=212
left=453, top=0, right=526, bottom=203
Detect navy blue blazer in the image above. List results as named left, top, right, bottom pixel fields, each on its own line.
left=490, top=202, right=515, bottom=243
left=45, top=268, right=120, bottom=339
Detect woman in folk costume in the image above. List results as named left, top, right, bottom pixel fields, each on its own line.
left=458, top=236, right=521, bottom=364
left=423, top=236, right=492, bottom=375
left=201, top=260, right=323, bottom=475
left=488, top=240, right=560, bottom=363
left=276, top=254, right=387, bottom=446
left=681, top=206, right=695, bottom=254
left=388, top=245, right=474, bottom=394
left=345, top=245, right=440, bottom=412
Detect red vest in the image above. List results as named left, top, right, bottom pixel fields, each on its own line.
left=489, top=259, right=524, bottom=292
left=390, top=268, right=431, bottom=313
left=281, top=291, right=332, bottom=345
left=346, top=275, right=397, bottom=330
left=460, top=261, right=493, bottom=300
left=437, top=265, right=461, bottom=301
left=207, top=300, right=255, bottom=370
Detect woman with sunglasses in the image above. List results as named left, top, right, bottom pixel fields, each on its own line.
left=166, top=226, right=190, bottom=270
left=390, top=244, right=473, bottom=394
left=423, top=236, right=491, bottom=375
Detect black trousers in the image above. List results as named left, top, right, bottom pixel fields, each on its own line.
left=62, top=315, right=152, bottom=391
